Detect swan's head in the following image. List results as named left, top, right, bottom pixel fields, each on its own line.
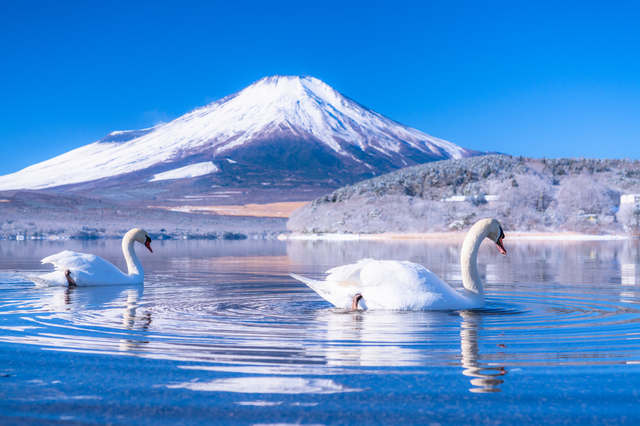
left=127, top=228, right=153, bottom=253
left=473, top=219, right=506, bottom=256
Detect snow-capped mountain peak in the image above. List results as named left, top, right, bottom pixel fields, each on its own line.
left=0, top=75, right=477, bottom=191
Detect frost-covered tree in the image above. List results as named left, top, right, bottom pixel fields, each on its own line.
left=493, top=174, right=555, bottom=230
left=554, top=174, right=612, bottom=221
left=618, top=203, right=640, bottom=231
left=287, top=155, right=640, bottom=234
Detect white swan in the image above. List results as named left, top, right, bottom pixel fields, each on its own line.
left=29, top=228, right=153, bottom=287
left=290, top=218, right=506, bottom=310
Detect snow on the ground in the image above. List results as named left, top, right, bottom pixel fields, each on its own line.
left=149, top=162, right=219, bottom=182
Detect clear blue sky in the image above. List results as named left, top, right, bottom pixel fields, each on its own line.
left=1, top=0, right=639, bottom=176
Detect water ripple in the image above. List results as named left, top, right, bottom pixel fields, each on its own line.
left=2, top=279, right=639, bottom=373
left=2, top=239, right=640, bottom=396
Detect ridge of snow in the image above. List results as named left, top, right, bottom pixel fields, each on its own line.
left=149, top=161, right=219, bottom=182
left=0, top=75, right=471, bottom=190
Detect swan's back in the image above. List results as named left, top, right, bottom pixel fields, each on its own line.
left=354, top=260, right=470, bottom=310
left=40, top=250, right=134, bottom=286
left=43, top=250, right=100, bottom=271
left=43, top=251, right=121, bottom=274
left=293, top=259, right=472, bottom=310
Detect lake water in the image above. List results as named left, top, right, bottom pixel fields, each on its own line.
left=1, top=237, right=640, bottom=425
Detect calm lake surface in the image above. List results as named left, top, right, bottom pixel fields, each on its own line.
left=1, top=237, right=640, bottom=425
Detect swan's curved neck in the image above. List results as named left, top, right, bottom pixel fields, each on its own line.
left=122, top=235, right=144, bottom=277
left=460, top=225, right=488, bottom=306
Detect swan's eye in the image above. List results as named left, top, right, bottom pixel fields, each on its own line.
left=499, top=227, right=505, bottom=240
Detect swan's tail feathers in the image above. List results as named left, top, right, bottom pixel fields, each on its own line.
left=24, top=273, right=49, bottom=287
left=289, top=273, right=334, bottom=303
left=24, top=272, right=68, bottom=287
left=289, top=273, right=359, bottom=309
left=18, top=273, right=41, bottom=286
left=22, top=272, right=40, bottom=282
left=289, top=273, right=324, bottom=290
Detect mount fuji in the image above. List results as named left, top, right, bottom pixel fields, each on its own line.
left=0, top=76, right=482, bottom=204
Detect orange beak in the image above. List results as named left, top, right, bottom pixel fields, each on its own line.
left=145, top=236, right=153, bottom=253
left=495, top=228, right=506, bottom=255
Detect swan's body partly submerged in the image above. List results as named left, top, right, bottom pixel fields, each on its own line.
left=290, top=219, right=506, bottom=310
left=29, top=228, right=153, bottom=287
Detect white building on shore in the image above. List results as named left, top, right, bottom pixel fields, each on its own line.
left=621, top=194, right=640, bottom=204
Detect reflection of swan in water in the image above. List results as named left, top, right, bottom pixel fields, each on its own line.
left=119, top=289, right=152, bottom=352
left=29, top=287, right=77, bottom=312
left=310, top=309, right=508, bottom=393
left=122, top=289, right=152, bottom=330
left=21, top=285, right=151, bottom=352
left=30, top=285, right=150, bottom=325
left=309, top=310, right=444, bottom=367
left=28, top=228, right=153, bottom=287
left=291, top=219, right=506, bottom=310
left=460, top=311, right=507, bottom=393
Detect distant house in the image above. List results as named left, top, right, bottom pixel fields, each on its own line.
left=621, top=194, right=640, bottom=204
left=443, top=195, right=467, bottom=202
left=443, top=195, right=500, bottom=202
left=579, top=214, right=598, bottom=222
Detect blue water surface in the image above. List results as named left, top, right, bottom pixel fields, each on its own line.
left=1, top=238, right=640, bottom=425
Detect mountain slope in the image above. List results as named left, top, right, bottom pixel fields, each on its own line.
left=0, top=76, right=481, bottom=197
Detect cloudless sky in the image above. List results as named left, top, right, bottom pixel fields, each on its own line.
left=1, top=0, right=639, bottom=176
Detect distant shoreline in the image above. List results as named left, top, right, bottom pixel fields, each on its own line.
left=2, top=232, right=634, bottom=243
left=285, top=232, right=635, bottom=241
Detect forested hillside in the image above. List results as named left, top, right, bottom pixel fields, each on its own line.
left=287, top=155, right=640, bottom=234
